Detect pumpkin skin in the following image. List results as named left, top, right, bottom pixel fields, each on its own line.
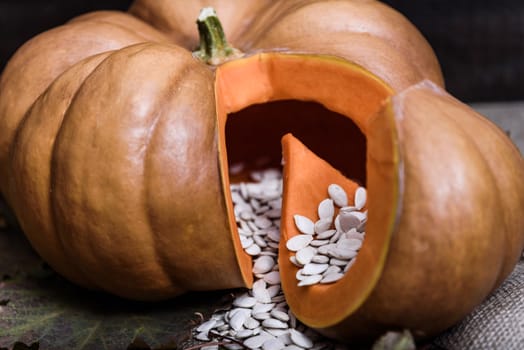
left=2, top=0, right=522, bottom=344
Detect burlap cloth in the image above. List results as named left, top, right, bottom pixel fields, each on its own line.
left=430, top=258, right=524, bottom=349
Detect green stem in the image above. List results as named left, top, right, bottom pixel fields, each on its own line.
left=193, top=7, right=242, bottom=65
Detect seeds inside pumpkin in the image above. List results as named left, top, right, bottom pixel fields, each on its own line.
left=288, top=184, right=366, bottom=287
left=193, top=168, right=347, bottom=349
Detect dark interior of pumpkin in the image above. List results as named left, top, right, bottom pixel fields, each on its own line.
left=225, top=100, right=366, bottom=186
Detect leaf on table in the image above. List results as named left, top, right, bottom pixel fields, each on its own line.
left=0, top=219, right=235, bottom=350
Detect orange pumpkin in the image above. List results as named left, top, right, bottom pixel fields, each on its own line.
left=1, top=0, right=522, bottom=343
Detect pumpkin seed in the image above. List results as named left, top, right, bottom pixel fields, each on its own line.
left=314, top=218, right=332, bottom=234
left=244, top=334, right=274, bottom=349
left=262, top=337, right=286, bottom=350
left=253, top=256, right=275, bottom=274
left=290, top=329, right=314, bottom=349
left=236, top=329, right=255, bottom=339
left=233, top=294, right=257, bottom=308
left=354, top=186, right=367, bottom=210
left=311, top=255, right=330, bottom=264
left=253, top=302, right=275, bottom=314
left=267, top=285, right=281, bottom=298
left=263, top=271, right=281, bottom=285
left=245, top=243, right=262, bottom=256
left=297, top=274, right=323, bottom=287
left=271, top=309, right=290, bottom=322
left=295, top=246, right=317, bottom=265
left=293, top=215, right=315, bottom=235
left=244, top=317, right=260, bottom=330
left=286, top=234, right=314, bottom=251
left=318, top=198, right=335, bottom=220
left=253, top=312, right=271, bottom=321
left=229, top=308, right=251, bottom=331
left=309, top=239, right=330, bottom=247
left=302, top=263, right=329, bottom=276
left=262, top=318, right=288, bottom=329
left=328, top=184, right=348, bottom=207
left=196, top=318, right=217, bottom=333
left=316, top=229, right=337, bottom=240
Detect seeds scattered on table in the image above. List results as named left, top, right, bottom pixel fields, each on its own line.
left=289, top=184, right=366, bottom=287
left=193, top=168, right=347, bottom=349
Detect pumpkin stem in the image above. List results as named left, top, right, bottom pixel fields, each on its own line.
left=193, top=7, right=243, bottom=65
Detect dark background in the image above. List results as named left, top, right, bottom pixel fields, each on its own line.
left=0, top=0, right=523, bottom=102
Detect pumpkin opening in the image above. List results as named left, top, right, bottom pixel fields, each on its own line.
left=215, top=53, right=400, bottom=328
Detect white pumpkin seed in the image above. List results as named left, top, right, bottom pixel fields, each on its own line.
left=354, top=186, right=367, bottom=210
left=253, top=312, right=271, bottom=320
left=309, top=239, right=330, bottom=247
left=263, top=271, right=281, bottom=285
left=293, top=215, right=315, bottom=235
left=263, top=337, right=285, bottom=350
left=253, top=256, right=276, bottom=274
left=337, top=238, right=362, bottom=251
left=316, top=229, right=337, bottom=240
left=289, top=256, right=303, bottom=267
left=245, top=243, right=262, bottom=256
left=290, top=329, right=314, bottom=349
left=253, top=280, right=272, bottom=303
left=241, top=236, right=254, bottom=249
left=253, top=302, right=275, bottom=314
left=267, top=285, right=281, bottom=298
left=297, top=274, right=323, bottom=287
left=255, top=216, right=273, bottom=229
left=233, top=294, right=257, bottom=308
left=311, top=255, right=329, bottom=264
left=262, top=318, right=288, bottom=329
left=338, top=211, right=362, bottom=232
left=329, top=258, right=349, bottom=266
left=317, top=243, right=337, bottom=256
left=286, top=234, right=314, bottom=251
left=253, top=234, right=269, bottom=248
left=244, top=334, right=274, bottom=349
left=270, top=309, right=290, bottom=322
left=323, top=265, right=341, bottom=275
left=328, top=184, right=348, bottom=207
left=195, top=331, right=211, bottom=341
left=328, top=247, right=357, bottom=260
left=267, top=228, right=281, bottom=242
left=236, top=329, right=255, bottom=339
left=314, top=218, right=332, bottom=234
left=295, top=246, right=317, bottom=265
left=317, top=198, right=335, bottom=220
left=296, top=269, right=306, bottom=281
left=302, top=263, right=329, bottom=275
left=229, top=308, right=251, bottom=331
left=244, top=317, right=260, bottom=330
left=196, top=318, right=217, bottom=333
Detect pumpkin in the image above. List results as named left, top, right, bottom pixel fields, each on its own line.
left=0, top=0, right=522, bottom=343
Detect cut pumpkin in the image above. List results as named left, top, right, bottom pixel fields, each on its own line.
left=0, top=1, right=523, bottom=344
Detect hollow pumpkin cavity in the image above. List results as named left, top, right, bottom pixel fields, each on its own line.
left=215, top=53, right=400, bottom=329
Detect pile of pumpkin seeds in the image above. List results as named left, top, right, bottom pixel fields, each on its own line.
left=288, top=184, right=366, bottom=286
left=192, top=168, right=350, bottom=350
